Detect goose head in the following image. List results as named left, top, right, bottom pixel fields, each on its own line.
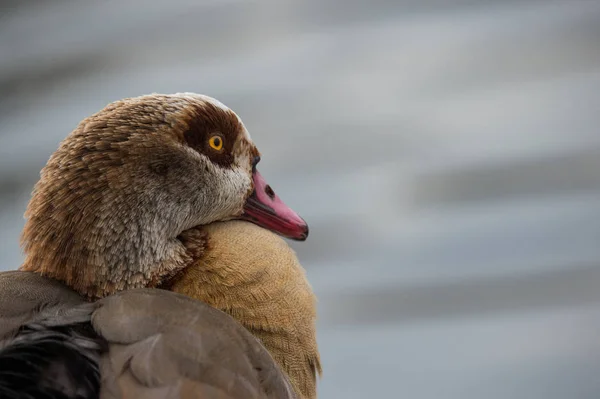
left=20, top=93, right=308, bottom=299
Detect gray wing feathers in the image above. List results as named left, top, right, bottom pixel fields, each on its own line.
left=0, top=271, right=86, bottom=342
left=95, top=289, right=296, bottom=399
left=0, top=272, right=296, bottom=399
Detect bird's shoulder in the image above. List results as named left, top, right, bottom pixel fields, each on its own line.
left=0, top=271, right=295, bottom=399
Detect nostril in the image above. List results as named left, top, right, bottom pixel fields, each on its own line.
left=265, top=185, right=275, bottom=200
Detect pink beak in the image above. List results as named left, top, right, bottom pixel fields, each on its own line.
left=241, top=169, right=308, bottom=241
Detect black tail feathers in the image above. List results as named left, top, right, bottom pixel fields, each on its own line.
left=0, top=323, right=106, bottom=399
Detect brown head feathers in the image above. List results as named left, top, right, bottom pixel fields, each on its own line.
left=20, top=93, right=257, bottom=299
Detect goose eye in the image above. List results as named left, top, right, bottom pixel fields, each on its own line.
left=208, top=135, right=223, bottom=151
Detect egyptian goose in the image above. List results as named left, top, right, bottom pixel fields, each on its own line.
left=0, top=93, right=321, bottom=398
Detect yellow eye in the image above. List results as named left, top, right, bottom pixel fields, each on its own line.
left=208, top=135, right=223, bottom=151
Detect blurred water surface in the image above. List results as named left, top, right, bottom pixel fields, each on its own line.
left=1, top=1, right=600, bottom=398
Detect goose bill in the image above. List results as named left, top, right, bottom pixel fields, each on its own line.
left=241, top=170, right=309, bottom=241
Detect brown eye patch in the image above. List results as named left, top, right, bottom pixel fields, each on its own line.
left=183, top=101, right=243, bottom=168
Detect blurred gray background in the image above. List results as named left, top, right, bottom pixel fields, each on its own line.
left=2, top=1, right=600, bottom=398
